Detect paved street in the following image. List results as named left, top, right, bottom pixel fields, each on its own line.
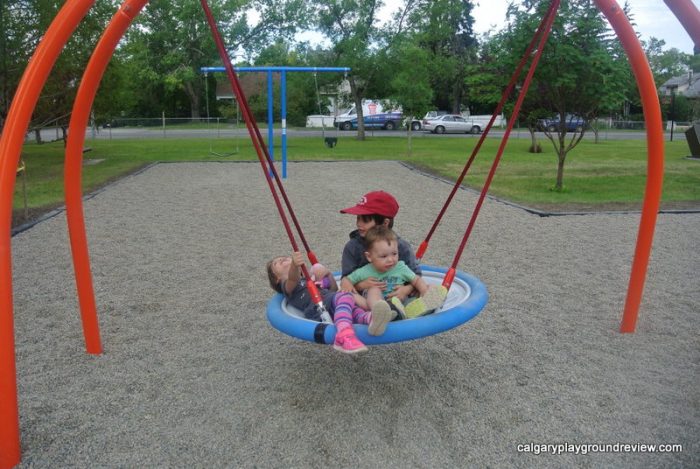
left=82, top=126, right=655, bottom=141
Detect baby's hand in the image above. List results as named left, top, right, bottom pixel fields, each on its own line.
left=387, top=284, right=413, bottom=301
left=292, top=251, right=305, bottom=267
left=310, top=263, right=329, bottom=279
left=356, top=277, right=386, bottom=292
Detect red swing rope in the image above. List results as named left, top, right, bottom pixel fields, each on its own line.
left=199, top=0, right=319, bottom=266
left=416, top=0, right=561, bottom=261
left=442, top=0, right=560, bottom=289
left=199, top=0, right=328, bottom=317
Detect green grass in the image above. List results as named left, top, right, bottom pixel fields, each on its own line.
left=13, top=134, right=699, bottom=219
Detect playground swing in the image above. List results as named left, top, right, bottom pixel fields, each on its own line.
left=263, top=0, right=563, bottom=346
left=199, top=0, right=560, bottom=346
left=313, top=71, right=339, bottom=149
left=0, top=0, right=672, bottom=465
left=203, top=71, right=239, bottom=157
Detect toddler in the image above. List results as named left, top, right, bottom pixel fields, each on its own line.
left=346, top=226, right=447, bottom=318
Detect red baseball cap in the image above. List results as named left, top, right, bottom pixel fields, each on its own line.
left=340, top=191, right=399, bottom=218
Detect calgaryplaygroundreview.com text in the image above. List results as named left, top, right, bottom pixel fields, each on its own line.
left=517, top=442, right=683, bottom=456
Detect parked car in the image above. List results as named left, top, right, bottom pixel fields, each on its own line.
left=422, top=114, right=482, bottom=134
left=537, top=114, right=587, bottom=132
left=404, top=111, right=448, bottom=131
left=335, top=111, right=404, bottom=130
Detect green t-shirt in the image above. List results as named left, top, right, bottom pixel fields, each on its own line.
left=347, top=261, right=416, bottom=297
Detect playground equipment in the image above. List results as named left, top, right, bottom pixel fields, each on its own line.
left=0, top=0, right=679, bottom=466
left=200, top=65, right=351, bottom=178
left=267, top=267, right=488, bottom=345
left=203, top=71, right=240, bottom=157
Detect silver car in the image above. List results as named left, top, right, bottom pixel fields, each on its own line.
left=422, top=114, right=482, bottom=134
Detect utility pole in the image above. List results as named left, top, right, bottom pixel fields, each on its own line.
left=668, top=84, right=678, bottom=142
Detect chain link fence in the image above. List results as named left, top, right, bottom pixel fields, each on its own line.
left=18, top=116, right=698, bottom=142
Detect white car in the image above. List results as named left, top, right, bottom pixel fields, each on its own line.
left=422, top=114, right=482, bottom=134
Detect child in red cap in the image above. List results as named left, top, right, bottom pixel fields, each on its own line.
left=340, top=191, right=441, bottom=317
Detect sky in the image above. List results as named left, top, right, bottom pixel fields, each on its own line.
left=470, top=0, right=695, bottom=54
left=291, top=1, right=696, bottom=55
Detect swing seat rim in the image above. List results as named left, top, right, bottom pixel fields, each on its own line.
left=266, top=265, right=488, bottom=345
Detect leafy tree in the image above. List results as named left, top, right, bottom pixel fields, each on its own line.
left=407, top=0, right=477, bottom=113
left=312, top=0, right=411, bottom=140
left=499, top=0, right=629, bottom=191
left=388, top=42, right=433, bottom=154
left=1, top=0, right=116, bottom=139
left=124, top=0, right=309, bottom=119
left=643, top=37, right=692, bottom=87
left=0, top=0, right=35, bottom=130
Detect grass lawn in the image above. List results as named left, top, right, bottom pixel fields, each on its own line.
left=12, top=134, right=699, bottom=226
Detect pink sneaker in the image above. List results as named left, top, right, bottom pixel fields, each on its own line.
left=333, top=328, right=368, bottom=354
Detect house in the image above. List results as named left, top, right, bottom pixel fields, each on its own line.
left=659, top=71, right=700, bottom=99
left=658, top=71, right=699, bottom=127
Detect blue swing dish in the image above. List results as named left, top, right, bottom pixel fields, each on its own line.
left=266, top=265, right=488, bottom=345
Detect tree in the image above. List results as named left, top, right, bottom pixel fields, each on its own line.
left=643, top=37, right=692, bottom=87
left=407, top=0, right=477, bottom=113
left=0, top=0, right=34, bottom=130
left=1, top=0, right=116, bottom=139
left=313, top=0, right=412, bottom=140
left=498, top=0, right=629, bottom=191
left=125, top=0, right=309, bottom=119
left=388, top=42, right=433, bottom=155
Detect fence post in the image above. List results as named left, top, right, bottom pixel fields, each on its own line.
left=162, top=111, right=166, bottom=138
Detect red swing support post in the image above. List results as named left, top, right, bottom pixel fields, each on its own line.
left=441, top=0, right=560, bottom=291
left=198, top=0, right=329, bottom=320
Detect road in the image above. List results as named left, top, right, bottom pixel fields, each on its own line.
left=87, top=126, right=656, bottom=141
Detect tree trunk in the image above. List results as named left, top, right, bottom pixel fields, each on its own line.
left=555, top=150, right=566, bottom=190
left=528, top=128, right=541, bottom=152
left=406, top=115, right=413, bottom=156
left=34, top=128, right=42, bottom=144
left=349, top=77, right=365, bottom=141
left=184, top=80, right=201, bottom=119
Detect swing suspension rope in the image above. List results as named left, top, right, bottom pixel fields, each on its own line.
left=313, top=72, right=326, bottom=140
left=199, top=0, right=331, bottom=321
left=423, top=0, right=561, bottom=290
left=201, top=0, right=558, bottom=302
left=415, top=0, right=560, bottom=262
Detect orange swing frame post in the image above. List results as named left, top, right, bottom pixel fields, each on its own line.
left=0, top=0, right=147, bottom=467
left=0, top=0, right=667, bottom=467
left=593, top=0, right=666, bottom=332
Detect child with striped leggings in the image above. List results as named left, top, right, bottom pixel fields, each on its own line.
left=266, top=252, right=394, bottom=354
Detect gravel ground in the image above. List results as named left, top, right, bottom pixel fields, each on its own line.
left=9, top=161, right=699, bottom=468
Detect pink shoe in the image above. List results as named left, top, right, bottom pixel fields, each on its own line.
left=333, top=328, right=368, bottom=354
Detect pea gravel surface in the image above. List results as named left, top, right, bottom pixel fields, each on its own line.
left=10, top=161, right=698, bottom=468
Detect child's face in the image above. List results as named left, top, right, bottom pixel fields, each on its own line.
left=365, top=240, right=399, bottom=273
left=270, top=256, right=292, bottom=281
left=355, top=215, right=388, bottom=238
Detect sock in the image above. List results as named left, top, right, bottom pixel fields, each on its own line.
left=333, top=292, right=355, bottom=332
